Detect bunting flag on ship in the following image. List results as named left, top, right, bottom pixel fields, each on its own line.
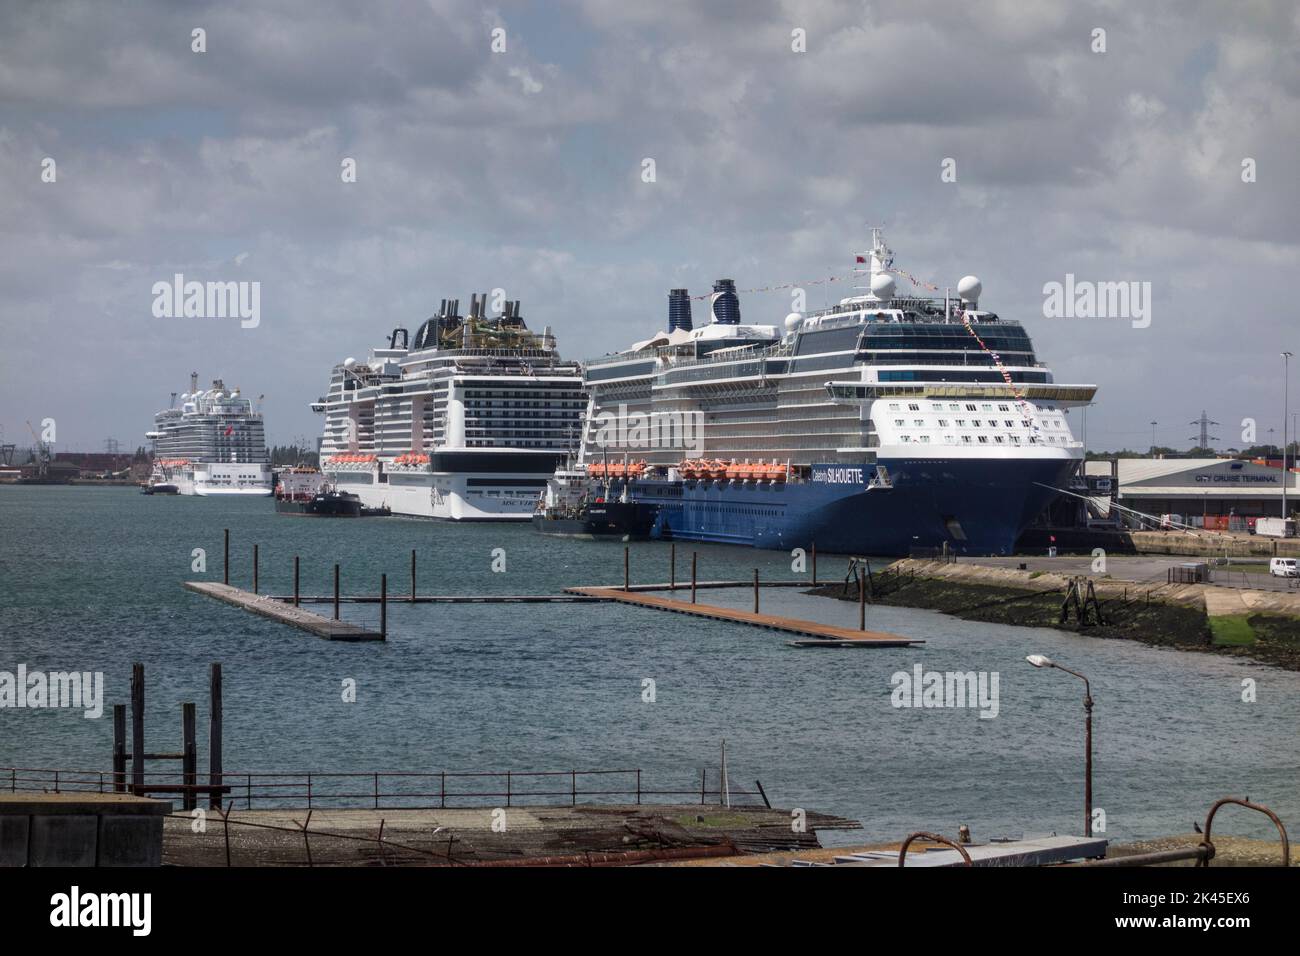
left=957, top=310, right=1041, bottom=435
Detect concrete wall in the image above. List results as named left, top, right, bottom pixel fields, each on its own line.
left=0, top=794, right=170, bottom=867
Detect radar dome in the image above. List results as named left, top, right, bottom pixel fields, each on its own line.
left=870, top=273, right=896, bottom=301
left=784, top=312, right=803, bottom=332
left=957, top=275, right=982, bottom=303
left=343, top=357, right=356, bottom=368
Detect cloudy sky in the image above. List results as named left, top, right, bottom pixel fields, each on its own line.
left=1, top=0, right=1297, bottom=453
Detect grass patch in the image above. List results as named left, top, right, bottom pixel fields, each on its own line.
left=1208, top=614, right=1256, bottom=646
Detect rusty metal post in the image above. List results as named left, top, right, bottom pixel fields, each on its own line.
left=859, top=572, right=866, bottom=630
left=753, top=569, right=759, bottom=614
left=293, top=555, right=300, bottom=607
left=380, top=573, right=387, bottom=639
left=130, top=663, right=144, bottom=795
left=811, top=541, right=817, bottom=585
left=691, top=552, right=697, bottom=604
left=252, top=544, right=259, bottom=594
left=112, top=704, right=126, bottom=792
left=333, top=563, right=340, bottom=620
left=209, top=663, right=223, bottom=809
left=1084, top=690, right=1094, bottom=837
left=182, top=702, right=196, bottom=811
left=410, top=549, right=417, bottom=602
left=898, top=832, right=973, bottom=867
left=670, top=543, right=676, bottom=591
left=624, top=546, right=630, bottom=592
left=223, top=528, right=229, bottom=585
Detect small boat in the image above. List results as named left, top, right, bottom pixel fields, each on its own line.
left=273, top=467, right=387, bottom=517
left=141, top=482, right=179, bottom=495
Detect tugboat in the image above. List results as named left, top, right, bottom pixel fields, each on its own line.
left=273, top=467, right=388, bottom=517
left=532, top=461, right=659, bottom=539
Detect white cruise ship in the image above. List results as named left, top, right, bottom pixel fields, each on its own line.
left=146, top=374, right=273, bottom=496
left=313, top=294, right=585, bottom=519
left=570, top=229, right=1098, bottom=555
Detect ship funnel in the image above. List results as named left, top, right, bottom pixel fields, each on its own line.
left=710, top=279, right=740, bottom=325
left=668, top=289, right=693, bottom=332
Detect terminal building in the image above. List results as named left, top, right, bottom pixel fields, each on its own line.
left=1082, top=458, right=1300, bottom=528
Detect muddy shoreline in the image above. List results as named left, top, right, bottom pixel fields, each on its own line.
left=805, top=573, right=1300, bottom=672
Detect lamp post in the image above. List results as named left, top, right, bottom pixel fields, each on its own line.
left=1026, top=654, right=1094, bottom=837
left=1150, top=420, right=1158, bottom=459
left=1284, top=352, right=1292, bottom=520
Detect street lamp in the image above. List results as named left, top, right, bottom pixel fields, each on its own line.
left=1150, top=420, right=1158, bottom=459
left=1026, top=654, right=1094, bottom=837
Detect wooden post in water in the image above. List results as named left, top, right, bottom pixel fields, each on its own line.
left=223, top=529, right=229, bottom=585
left=811, top=541, right=817, bottom=586
left=859, top=572, right=866, bottom=630
left=753, top=569, right=759, bottom=614
left=130, top=663, right=144, bottom=795
left=333, top=564, right=341, bottom=620
left=380, top=573, right=387, bottom=639
left=624, top=546, right=630, bottom=592
left=112, top=705, right=126, bottom=793
left=410, top=549, right=417, bottom=602
left=181, top=702, right=196, bottom=811
left=691, top=552, right=697, bottom=604
left=293, top=556, right=300, bottom=607
left=252, top=544, right=259, bottom=594
left=208, top=663, right=223, bottom=810
left=670, top=543, right=676, bottom=591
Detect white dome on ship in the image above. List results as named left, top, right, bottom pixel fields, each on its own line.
left=784, top=312, right=802, bottom=332
left=870, top=274, right=896, bottom=301
left=343, top=357, right=356, bottom=368
left=957, top=275, right=982, bottom=303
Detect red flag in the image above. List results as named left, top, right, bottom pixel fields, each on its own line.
left=855, top=255, right=866, bottom=263
left=224, top=424, right=234, bottom=436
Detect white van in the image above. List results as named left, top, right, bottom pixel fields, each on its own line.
left=1269, top=557, right=1299, bottom=578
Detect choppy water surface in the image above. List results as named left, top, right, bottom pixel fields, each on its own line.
left=1, top=486, right=1296, bottom=845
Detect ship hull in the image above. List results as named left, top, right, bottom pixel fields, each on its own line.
left=532, top=501, right=660, bottom=539
left=628, top=457, right=1073, bottom=556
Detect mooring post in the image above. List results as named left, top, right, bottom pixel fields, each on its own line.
left=691, top=552, right=697, bottom=604
left=223, top=528, right=229, bottom=585
left=380, top=573, right=387, bottom=639
left=670, top=543, right=676, bottom=591
left=624, top=546, right=630, bottom=592
left=753, top=569, right=759, bottom=614
left=333, top=564, right=341, bottom=620
left=252, top=544, right=259, bottom=595
left=209, top=663, right=223, bottom=810
left=130, top=663, right=144, bottom=795
left=410, top=549, right=417, bottom=602
left=182, top=702, right=196, bottom=812
left=859, top=572, right=866, bottom=630
left=812, top=541, right=817, bottom=586
left=112, top=705, right=126, bottom=793
left=293, top=556, right=300, bottom=607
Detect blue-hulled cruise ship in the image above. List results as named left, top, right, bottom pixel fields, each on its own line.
left=564, top=229, right=1097, bottom=556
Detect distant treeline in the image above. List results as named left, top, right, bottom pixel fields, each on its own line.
left=1085, top=443, right=1298, bottom=460
left=269, top=444, right=320, bottom=467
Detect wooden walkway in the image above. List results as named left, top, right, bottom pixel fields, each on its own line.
left=184, top=582, right=383, bottom=641
left=268, top=594, right=613, bottom=604
left=564, top=587, right=922, bottom=646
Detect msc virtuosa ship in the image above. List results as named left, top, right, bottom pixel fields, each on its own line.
left=145, top=373, right=273, bottom=496
left=314, top=294, right=585, bottom=519
left=572, top=229, right=1097, bottom=555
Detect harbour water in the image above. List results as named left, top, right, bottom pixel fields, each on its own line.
left=2, top=485, right=1297, bottom=846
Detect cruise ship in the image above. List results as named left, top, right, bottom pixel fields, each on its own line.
left=569, top=229, right=1097, bottom=555
left=146, top=374, right=273, bottom=496
left=314, top=293, right=585, bottom=519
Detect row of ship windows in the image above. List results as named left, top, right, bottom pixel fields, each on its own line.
left=895, top=434, right=1074, bottom=445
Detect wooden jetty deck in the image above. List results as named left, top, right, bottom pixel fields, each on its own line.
left=565, top=587, right=922, bottom=646
left=267, top=594, right=614, bottom=604
left=184, top=582, right=383, bottom=641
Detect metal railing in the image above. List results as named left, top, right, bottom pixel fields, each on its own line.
left=2, top=765, right=766, bottom=810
